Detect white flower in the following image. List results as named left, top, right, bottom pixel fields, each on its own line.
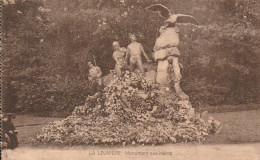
left=38, top=6, right=51, bottom=12
left=36, top=16, right=43, bottom=21
left=122, top=12, right=128, bottom=17
left=9, top=0, right=15, bottom=4
left=115, top=17, right=120, bottom=22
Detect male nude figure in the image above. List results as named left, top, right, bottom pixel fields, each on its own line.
left=127, top=34, right=151, bottom=72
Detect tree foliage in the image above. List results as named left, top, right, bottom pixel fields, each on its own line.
left=2, top=0, right=260, bottom=115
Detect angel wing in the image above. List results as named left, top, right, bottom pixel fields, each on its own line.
left=145, top=4, right=171, bottom=18
left=176, top=14, right=199, bottom=25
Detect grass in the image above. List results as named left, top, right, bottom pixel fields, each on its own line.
left=203, top=109, right=260, bottom=144
left=13, top=115, right=62, bottom=146
left=196, top=103, right=260, bottom=113
left=12, top=109, right=260, bottom=147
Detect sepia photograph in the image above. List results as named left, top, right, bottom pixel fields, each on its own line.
left=1, top=0, right=260, bottom=159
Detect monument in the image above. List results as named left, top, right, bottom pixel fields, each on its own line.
left=36, top=4, right=221, bottom=146
left=146, top=4, right=199, bottom=101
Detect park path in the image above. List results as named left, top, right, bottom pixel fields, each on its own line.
left=2, top=143, right=260, bottom=160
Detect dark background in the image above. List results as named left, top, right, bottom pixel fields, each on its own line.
left=2, top=0, right=260, bottom=116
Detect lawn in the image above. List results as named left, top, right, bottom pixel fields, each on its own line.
left=13, top=115, right=62, bottom=146
left=12, top=109, right=260, bottom=147
left=203, top=109, right=260, bottom=144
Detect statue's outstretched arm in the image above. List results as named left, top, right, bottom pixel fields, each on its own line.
left=140, top=44, right=150, bottom=61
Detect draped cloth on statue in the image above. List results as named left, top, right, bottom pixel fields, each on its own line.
left=153, top=25, right=188, bottom=100
left=153, top=26, right=182, bottom=86
left=154, top=26, right=180, bottom=52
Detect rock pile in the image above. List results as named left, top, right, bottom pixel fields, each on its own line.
left=36, top=70, right=221, bottom=146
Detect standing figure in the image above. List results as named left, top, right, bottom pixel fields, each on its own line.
left=88, top=61, right=103, bottom=87
left=127, top=33, right=151, bottom=72
left=112, top=41, right=128, bottom=75
left=146, top=4, right=199, bottom=100
left=2, top=114, right=19, bottom=149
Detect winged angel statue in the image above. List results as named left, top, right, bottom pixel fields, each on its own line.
left=146, top=4, right=199, bottom=100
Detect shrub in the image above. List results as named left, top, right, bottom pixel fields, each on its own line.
left=2, top=0, right=260, bottom=116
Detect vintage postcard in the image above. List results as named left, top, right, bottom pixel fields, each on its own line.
left=1, top=0, right=260, bottom=159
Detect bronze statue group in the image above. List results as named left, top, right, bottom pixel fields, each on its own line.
left=88, top=4, right=199, bottom=101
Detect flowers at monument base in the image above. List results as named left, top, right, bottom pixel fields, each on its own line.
left=36, top=70, right=221, bottom=146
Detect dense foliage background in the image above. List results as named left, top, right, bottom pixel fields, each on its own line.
left=2, top=0, right=260, bottom=116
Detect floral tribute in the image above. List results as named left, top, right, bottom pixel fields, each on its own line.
left=36, top=70, right=221, bottom=146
